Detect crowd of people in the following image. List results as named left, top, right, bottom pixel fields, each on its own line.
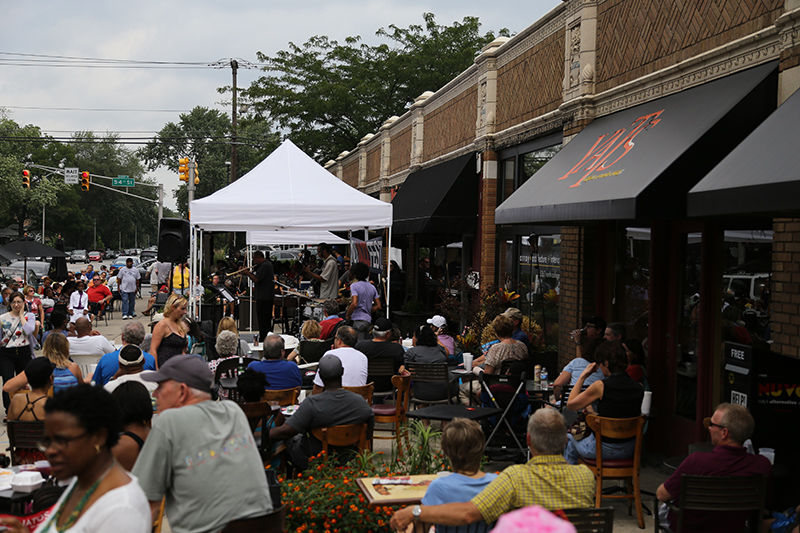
left=0, top=251, right=780, bottom=532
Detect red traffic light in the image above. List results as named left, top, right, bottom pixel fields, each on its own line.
left=22, top=170, right=30, bottom=177
left=22, top=169, right=31, bottom=189
left=81, top=171, right=90, bottom=179
left=80, top=171, right=90, bottom=191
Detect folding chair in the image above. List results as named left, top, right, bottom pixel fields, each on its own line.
left=478, top=371, right=528, bottom=460
left=295, top=338, right=333, bottom=364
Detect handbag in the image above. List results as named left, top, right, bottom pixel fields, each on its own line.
left=568, top=411, right=592, bottom=441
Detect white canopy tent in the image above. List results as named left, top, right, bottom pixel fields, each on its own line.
left=187, top=139, right=393, bottom=325
left=246, top=229, right=347, bottom=246
left=191, top=139, right=392, bottom=232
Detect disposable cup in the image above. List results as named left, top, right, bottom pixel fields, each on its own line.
left=463, top=352, right=473, bottom=371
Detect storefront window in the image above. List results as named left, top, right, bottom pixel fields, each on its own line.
left=721, top=229, right=772, bottom=346
left=614, top=228, right=652, bottom=342
left=676, top=234, right=702, bottom=421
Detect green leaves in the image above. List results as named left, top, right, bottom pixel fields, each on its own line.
left=243, top=13, right=508, bottom=163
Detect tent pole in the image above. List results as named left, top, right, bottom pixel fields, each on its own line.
left=197, top=228, right=203, bottom=320
left=248, top=244, right=254, bottom=334
left=386, top=226, right=392, bottom=318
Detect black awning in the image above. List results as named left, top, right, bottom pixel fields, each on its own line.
left=392, top=152, right=478, bottom=235
left=495, top=62, right=777, bottom=225
left=688, top=84, right=800, bottom=217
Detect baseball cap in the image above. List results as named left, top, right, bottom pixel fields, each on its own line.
left=317, top=354, right=344, bottom=380
left=373, top=317, right=393, bottom=332
left=503, top=308, right=523, bottom=321
left=583, top=315, right=606, bottom=330
left=141, top=354, right=213, bottom=391
left=427, top=315, right=447, bottom=329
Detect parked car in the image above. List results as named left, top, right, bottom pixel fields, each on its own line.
left=70, top=250, right=87, bottom=263
left=88, top=250, right=103, bottom=262
left=270, top=250, right=303, bottom=262
left=138, top=258, right=157, bottom=285
left=1, top=261, right=50, bottom=286
left=140, top=250, right=158, bottom=262
left=104, top=249, right=117, bottom=260
left=111, top=256, right=140, bottom=270
left=723, top=273, right=770, bottom=303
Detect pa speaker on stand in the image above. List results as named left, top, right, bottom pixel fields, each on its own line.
left=158, top=218, right=190, bottom=263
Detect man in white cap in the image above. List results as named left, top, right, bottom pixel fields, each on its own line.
left=133, top=355, right=272, bottom=531
left=269, top=353, right=374, bottom=471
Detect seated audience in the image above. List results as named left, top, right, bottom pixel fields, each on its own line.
left=355, top=317, right=405, bottom=393
left=288, top=320, right=327, bottom=362
left=105, top=345, right=158, bottom=397
left=111, top=381, right=153, bottom=471
left=421, top=418, right=498, bottom=533
left=216, top=316, right=251, bottom=357
left=564, top=340, right=644, bottom=464
left=207, top=330, right=243, bottom=378
left=552, top=336, right=604, bottom=401
left=319, top=299, right=344, bottom=340
left=269, top=354, right=374, bottom=471
left=406, top=324, right=456, bottom=403
left=7, top=357, right=52, bottom=422
left=67, top=317, right=115, bottom=356
left=41, top=310, right=69, bottom=346
left=427, top=315, right=455, bottom=355
left=88, top=321, right=155, bottom=386
left=3, top=334, right=82, bottom=395
left=623, top=338, right=647, bottom=385
left=0, top=384, right=152, bottom=532
left=391, top=409, right=593, bottom=530
left=236, top=368, right=269, bottom=403
left=656, top=403, right=772, bottom=533
left=87, top=277, right=113, bottom=318
left=248, top=334, right=302, bottom=391
left=312, top=326, right=367, bottom=394
left=134, top=355, right=272, bottom=531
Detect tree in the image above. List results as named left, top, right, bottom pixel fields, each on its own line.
left=138, top=107, right=279, bottom=218
left=0, top=115, right=72, bottom=239
left=243, top=13, right=508, bottom=162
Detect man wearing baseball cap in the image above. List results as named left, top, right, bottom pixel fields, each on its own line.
left=133, top=355, right=272, bottom=531
left=503, top=307, right=531, bottom=350
left=356, top=317, right=405, bottom=394
left=269, top=354, right=374, bottom=471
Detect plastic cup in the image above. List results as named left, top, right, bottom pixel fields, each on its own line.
left=759, top=448, right=775, bottom=465
left=463, top=352, right=473, bottom=371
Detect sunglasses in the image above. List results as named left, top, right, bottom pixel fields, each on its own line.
left=703, top=417, right=726, bottom=430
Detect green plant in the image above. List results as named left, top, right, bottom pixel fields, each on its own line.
left=391, top=420, right=446, bottom=475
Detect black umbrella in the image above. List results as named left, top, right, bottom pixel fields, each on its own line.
left=0, top=238, right=67, bottom=283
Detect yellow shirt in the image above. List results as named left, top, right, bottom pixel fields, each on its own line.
left=172, top=266, right=190, bottom=289
left=472, top=455, right=594, bottom=523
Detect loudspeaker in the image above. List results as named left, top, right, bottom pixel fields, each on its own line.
left=158, top=218, right=190, bottom=263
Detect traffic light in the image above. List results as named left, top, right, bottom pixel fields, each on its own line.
left=193, top=164, right=199, bottom=185
left=22, top=169, right=30, bottom=189
left=178, top=158, right=189, bottom=181
left=80, top=171, right=90, bottom=191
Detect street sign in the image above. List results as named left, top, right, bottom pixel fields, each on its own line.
left=113, top=175, right=135, bottom=187
left=64, top=167, right=79, bottom=185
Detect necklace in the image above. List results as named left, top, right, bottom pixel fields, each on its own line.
left=49, top=459, right=116, bottom=532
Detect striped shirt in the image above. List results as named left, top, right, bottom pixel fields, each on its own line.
left=472, top=455, right=594, bottom=523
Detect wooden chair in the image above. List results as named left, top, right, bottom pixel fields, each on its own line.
left=562, top=507, right=615, bottom=533
left=152, top=497, right=166, bottom=533
left=405, top=362, right=453, bottom=407
left=311, top=423, right=369, bottom=456
left=221, top=505, right=286, bottom=533
left=214, top=357, right=259, bottom=402
left=654, top=475, right=767, bottom=533
left=6, top=420, right=46, bottom=465
left=344, top=382, right=374, bottom=405
left=262, top=386, right=300, bottom=406
left=371, top=374, right=410, bottom=454
left=237, top=401, right=278, bottom=463
left=579, top=415, right=646, bottom=529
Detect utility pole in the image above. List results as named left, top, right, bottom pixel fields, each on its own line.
left=187, top=159, right=197, bottom=219
left=158, top=183, right=164, bottom=221
left=229, top=59, right=239, bottom=252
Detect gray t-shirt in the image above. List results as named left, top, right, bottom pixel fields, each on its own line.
left=133, top=400, right=271, bottom=533
left=319, top=256, right=339, bottom=299
left=287, top=388, right=375, bottom=460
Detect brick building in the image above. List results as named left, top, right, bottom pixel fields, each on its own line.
left=326, top=0, right=800, bottom=459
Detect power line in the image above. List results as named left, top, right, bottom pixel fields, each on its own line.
left=0, top=52, right=265, bottom=70
left=5, top=105, right=192, bottom=113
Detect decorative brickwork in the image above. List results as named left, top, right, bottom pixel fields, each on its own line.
left=770, top=218, right=800, bottom=359
left=342, top=160, right=359, bottom=188
left=365, top=146, right=381, bottom=185
left=596, top=0, right=784, bottom=92
left=496, top=28, right=565, bottom=132
left=389, top=126, right=411, bottom=175
left=557, top=225, right=598, bottom=369
left=422, top=86, right=478, bottom=162
left=780, top=43, right=800, bottom=71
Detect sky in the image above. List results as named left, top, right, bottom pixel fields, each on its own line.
left=1, top=1, right=561, bottom=210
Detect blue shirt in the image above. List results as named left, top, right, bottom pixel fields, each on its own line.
left=512, top=327, right=530, bottom=349
left=92, top=348, right=156, bottom=386
left=248, top=359, right=302, bottom=390
left=422, top=472, right=498, bottom=533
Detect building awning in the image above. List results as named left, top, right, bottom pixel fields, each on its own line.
left=688, top=84, right=800, bottom=217
left=392, top=152, right=478, bottom=234
left=495, top=62, right=777, bottom=225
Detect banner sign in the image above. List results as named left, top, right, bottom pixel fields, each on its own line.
left=350, top=237, right=383, bottom=274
